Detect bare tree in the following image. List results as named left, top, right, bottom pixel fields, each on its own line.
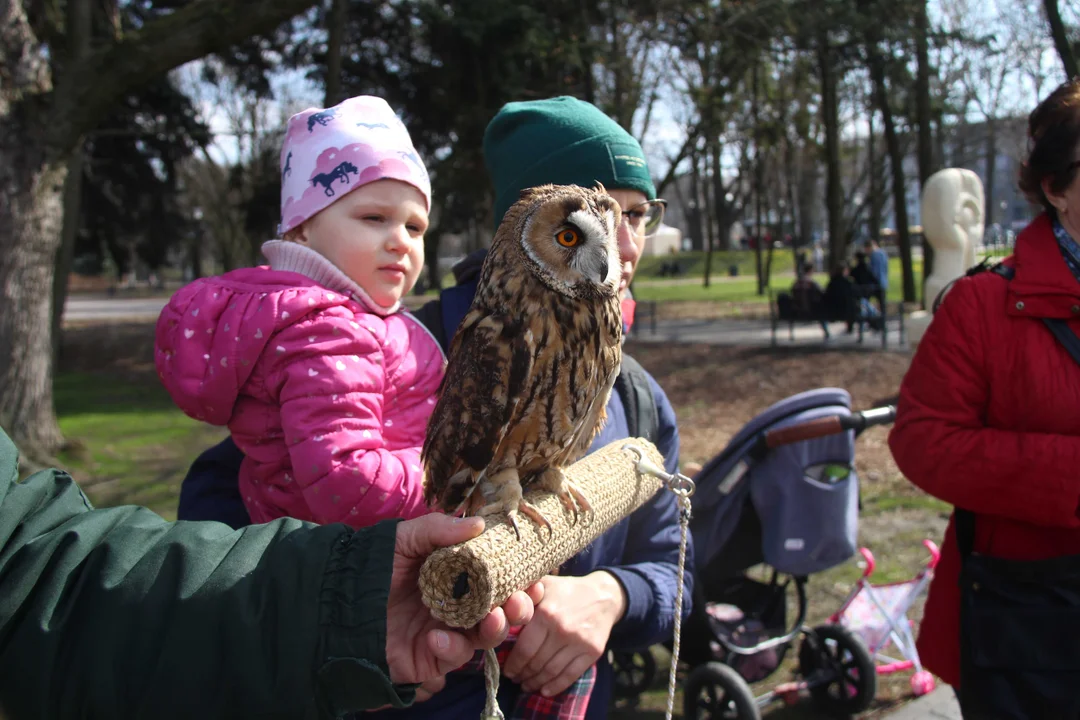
left=1044, top=0, right=1079, bottom=78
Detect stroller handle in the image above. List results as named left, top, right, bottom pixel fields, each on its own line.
left=760, top=405, right=896, bottom=450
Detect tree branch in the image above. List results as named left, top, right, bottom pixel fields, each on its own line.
left=1044, top=0, right=1079, bottom=80
left=48, top=0, right=316, bottom=157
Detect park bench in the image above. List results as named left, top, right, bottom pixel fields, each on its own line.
left=769, top=283, right=904, bottom=348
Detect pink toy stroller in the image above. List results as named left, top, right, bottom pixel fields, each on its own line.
left=830, top=540, right=941, bottom=697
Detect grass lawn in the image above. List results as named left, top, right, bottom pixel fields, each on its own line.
left=55, top=323, right=226, bottom=520
left=630, top=257, right=922, bottom=307
left=52, top=321, right=944, bottom=717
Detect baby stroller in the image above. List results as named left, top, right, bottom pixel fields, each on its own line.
left=611, top=388, right=896, bottom=720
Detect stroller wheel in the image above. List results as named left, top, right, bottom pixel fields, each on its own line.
left=611, top=650, right=657, bottom=699
left=798, top=624, right=878, bottom=715
left=683, top=662, right=761, bottom=720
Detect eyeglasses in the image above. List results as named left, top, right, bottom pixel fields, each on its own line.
left=621, top=199, right=667, bottom=236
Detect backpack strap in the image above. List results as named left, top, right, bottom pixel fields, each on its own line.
left=1043, top=317, right=1080, bottom=366
left=931, top=258, right=1014, bottom=314
left=614, top=354, right=659, bottom=442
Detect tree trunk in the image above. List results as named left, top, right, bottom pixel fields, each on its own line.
left=868, top=46, right=916, bottom=302
left=868, top=103, right=881, bottom=242
left=752, top=63, right=766, bottom=294
left=52, top=152, right=83, bottom=370
left=324, top=0, right=346, bottom=105
left=688, top=146, right=708, bottom=277
left=797, top=146, right=816, bottom=249
left=1044, top=0, right=1079, bottom=79
left=703, top=146, right=718, bottom=288
left=0, top=130, right=70, bottom=460
left=915, top=0, right=935, bottom=296
left=52, top=0, right=93, bottom=370
left=985, top=117, right=998, bottom=228
left=818, top=31, right=844, bottom=272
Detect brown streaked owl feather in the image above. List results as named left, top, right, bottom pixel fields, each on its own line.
left=422, top=184, right=624, bottom=534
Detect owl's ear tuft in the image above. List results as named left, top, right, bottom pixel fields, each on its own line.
left=518, top=184, right=555, bottom=202
left=593, top=181, right=607, bottom=195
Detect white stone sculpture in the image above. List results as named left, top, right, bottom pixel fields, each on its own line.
left=908, top=168, right=985, bottom=346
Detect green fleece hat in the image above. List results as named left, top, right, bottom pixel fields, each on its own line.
left=484, top=96, right=656, bottom=227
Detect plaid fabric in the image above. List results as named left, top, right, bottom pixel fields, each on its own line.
left=1053, top=218, right=1080, bottom=282
left=456, top=628, right=595, bottom=720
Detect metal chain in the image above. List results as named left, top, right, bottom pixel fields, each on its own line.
left=620, top=444, right=695, bottom=720
left=665, top=486, right=693, bottom=720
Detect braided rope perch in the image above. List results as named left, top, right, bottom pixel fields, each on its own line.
left=419, top=439, right=666, bottom=628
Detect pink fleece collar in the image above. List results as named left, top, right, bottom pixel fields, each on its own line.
left=261, top=240, right=400, bottom=316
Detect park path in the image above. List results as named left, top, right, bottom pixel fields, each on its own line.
left=65, top=295, right=910, bottom=351
left=883, top=685, right=961, bottom=719
left=65, top=295, right=168, bottom=322
left=629, top=315, right=909, bottom=351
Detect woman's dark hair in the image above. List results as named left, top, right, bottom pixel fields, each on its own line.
left=1019, top=78, right=1080, bottom=214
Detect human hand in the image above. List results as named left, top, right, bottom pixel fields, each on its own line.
left=503, top=571, right=627, bottom=697
left=385, top=514, right=544, bottom=692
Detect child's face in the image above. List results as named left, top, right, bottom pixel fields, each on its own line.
left=294, top=179, right=427, bottom=307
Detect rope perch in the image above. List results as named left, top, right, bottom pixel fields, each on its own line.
left=419, top=439, right=666, bottom=628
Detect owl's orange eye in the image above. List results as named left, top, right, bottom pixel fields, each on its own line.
left=556, top=229, right=580, bottom=247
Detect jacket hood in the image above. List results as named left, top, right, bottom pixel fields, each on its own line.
left=155, top=277, right=279, bottom=426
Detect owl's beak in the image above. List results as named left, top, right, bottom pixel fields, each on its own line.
left=583, top=249, right=610, bottom=285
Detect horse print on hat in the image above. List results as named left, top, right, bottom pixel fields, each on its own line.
left=312, top=161, right=359, bottom=197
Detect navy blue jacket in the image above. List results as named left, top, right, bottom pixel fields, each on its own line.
left=177, top=280, right=693, bottom=720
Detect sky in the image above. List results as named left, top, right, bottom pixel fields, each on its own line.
left=180, top=0, right=1069, bottom=187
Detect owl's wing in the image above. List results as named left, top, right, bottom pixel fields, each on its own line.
left=422, top=309, right=535, bottom=511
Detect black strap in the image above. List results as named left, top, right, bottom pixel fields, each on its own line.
left=1043, top=317, right=1080, bottom=364
left=614, top=354, right=658, bottom=442
left=931, top=259, right=1014, bottom=314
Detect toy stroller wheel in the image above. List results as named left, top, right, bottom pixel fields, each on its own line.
left=798, top=624, right=878, bottom=715
left=683, top=662, right=761, bottom=720
left=611, top=650, right=657, bottom=699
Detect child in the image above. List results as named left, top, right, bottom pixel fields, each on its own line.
left=155, top=96, right=445, bottom=527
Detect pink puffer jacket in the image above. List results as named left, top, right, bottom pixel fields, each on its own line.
left=155, top=261, right=445, bottom=527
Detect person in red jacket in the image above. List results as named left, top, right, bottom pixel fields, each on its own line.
left=889, top=77, right=1080, bottom=698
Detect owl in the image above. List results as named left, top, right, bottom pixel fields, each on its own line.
left=422, top=184, right=624, bottom=538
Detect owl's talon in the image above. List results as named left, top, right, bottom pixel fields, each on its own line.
left=556, top=490, right=579, bottom=522
left=564, top=481, right=593, bottom=519
left=516, top=501, right=553, bottom=541
left=506, top=512, right=523, bottom=541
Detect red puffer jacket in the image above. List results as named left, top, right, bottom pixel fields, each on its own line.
left=889, top=213, right=1080, bottom=688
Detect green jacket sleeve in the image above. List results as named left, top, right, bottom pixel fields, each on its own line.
left=0, top=428, right=417, bottom=719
